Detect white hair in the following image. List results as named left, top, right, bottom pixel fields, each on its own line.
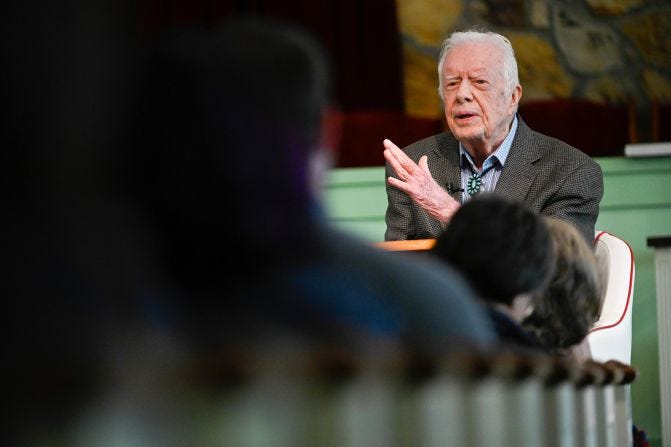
left=437, top=29, right=520, bottom=102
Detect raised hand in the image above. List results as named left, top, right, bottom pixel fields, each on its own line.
left=383, top=138, right=461, bottom=224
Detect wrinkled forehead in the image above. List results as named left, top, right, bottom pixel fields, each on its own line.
left=443, top=41, right=505, bottom=77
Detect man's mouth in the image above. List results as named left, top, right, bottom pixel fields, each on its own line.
left=455, top=112, right=477, bottom=121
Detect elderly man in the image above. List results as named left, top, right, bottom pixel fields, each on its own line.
left=384, top=29, right=603, bottom=244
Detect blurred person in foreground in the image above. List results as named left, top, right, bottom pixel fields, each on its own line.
left=112, top=14, right=499, bottom=444
left=429, top=194, right=555, bottom=354
left=6, top=15, right=498, bottom=446
left=383, top=28, right=602, bottom=245
left=121, top=15, right=495, bottom=362
left=522, top=217, right=603, bottom=362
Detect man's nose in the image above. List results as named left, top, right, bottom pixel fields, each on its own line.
left=456, top=80, right=473, bottom=102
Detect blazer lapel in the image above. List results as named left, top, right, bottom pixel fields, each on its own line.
left=432, top=133, right=463, bottom=203
left=495, top=117, right=540, bottom=202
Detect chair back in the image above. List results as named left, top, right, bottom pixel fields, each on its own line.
left=588, top=230, right=635, bottom=364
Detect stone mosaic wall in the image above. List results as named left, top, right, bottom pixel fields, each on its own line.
left=398, top=0, right=671, bottom=131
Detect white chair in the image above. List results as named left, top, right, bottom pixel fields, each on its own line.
left=587, top=230, right=635, bottom=365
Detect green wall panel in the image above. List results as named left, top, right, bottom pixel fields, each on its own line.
left=324, top=166, right=387, bottom=240
left=595, top=157, right=671, bottom=443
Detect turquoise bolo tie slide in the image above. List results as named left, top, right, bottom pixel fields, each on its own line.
left=467, top=172, right=483, bottom=195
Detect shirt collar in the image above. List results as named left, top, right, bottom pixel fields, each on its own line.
left=459, top=114, right=518, bottom=170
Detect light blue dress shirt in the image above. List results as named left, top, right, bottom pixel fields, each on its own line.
left=459, top=115, right=518, bottom=202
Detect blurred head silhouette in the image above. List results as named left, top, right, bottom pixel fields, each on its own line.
left=431, top=194, right=555, bottom=311
left=523, top=217, right=603, bottom=355
left=124, top=16, right=338, bottom=284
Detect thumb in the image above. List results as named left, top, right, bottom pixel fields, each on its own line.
left=418, top=155, right=431, bottom=174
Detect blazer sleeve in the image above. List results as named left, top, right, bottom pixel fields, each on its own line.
left=384, top=161, right=414, bottom=241
left=539, top=156, right=603, bottom=244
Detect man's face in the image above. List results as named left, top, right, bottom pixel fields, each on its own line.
left=441, top=42, right=521, bottom=149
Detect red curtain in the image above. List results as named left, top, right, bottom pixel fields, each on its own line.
left=139, top=0, right=404, bottom=112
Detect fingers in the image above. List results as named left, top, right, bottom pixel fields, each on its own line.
left=384, top=139, right=414, bottom=166
left=383, top=138, right=417, bottom=181
left=383, top=138, right=400, bottom=152
left=383, top=140, right=407, bottom=180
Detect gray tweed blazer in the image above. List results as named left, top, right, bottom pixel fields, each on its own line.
left=384, top=116, right=604, bottom=244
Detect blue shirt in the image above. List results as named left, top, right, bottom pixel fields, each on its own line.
left=459, top=115, right=518, bottom=202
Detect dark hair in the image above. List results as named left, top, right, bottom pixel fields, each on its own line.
left=431, top=194, right=555, bottom=305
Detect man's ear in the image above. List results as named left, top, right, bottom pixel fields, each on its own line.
left=510, top=84, right=522, bottom=111
left=510, top=292, right=534, bottom=322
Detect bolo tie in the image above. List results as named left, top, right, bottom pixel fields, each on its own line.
left=466, top=164, right=495, bottom=196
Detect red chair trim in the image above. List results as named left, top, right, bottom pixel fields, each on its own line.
left=589, top=231, right=635, bottom=333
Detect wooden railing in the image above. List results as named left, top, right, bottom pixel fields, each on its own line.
left=195, top=349, right=637, bottom=447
